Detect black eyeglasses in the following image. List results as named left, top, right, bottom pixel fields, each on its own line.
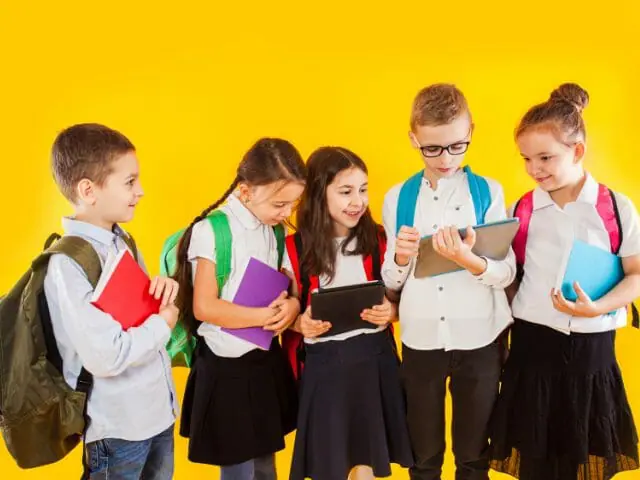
left=417, top=141, right=471, bottom=158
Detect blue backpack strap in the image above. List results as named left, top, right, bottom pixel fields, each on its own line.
left=463, top=165, right=491, bottom=225
left=396, top=171, right=424, bottom=235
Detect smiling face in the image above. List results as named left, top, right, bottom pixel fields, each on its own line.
left=73, top=150, right=144, bottom=229
left=326, top=166, right=369, bottom=237
left=517, top=127, right=585, bottom=192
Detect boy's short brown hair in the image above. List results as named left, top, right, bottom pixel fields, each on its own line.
left=410, top=83, right=470, bottom=130
left=51, top=123, right=135, bottom=202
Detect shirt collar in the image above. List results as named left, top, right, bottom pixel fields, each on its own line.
left=226, top=193, right=262, bottom=230
left=532, top=172, right=598, bottom=211
left=62, top=217, right=126, bottom=245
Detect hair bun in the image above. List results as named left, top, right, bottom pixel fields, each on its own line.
left=549, top=83, right=589, bottom=113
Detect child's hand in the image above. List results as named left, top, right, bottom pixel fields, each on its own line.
left=432, top=225, right=476, bottom=264
left=299, top=307, right=332, bottom=339
left=395, top=226, right=420, bottom=266
left=149, top=276, right=180, bottom=307
left=361, top=296, right=397, bottom=326
left=551, top=283, right=601, bottom=318
left=263, top=292, right=301, bottom=335
left=159, top=304, right=179, bottom=330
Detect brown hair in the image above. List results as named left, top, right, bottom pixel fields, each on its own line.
left=51, top=123, right=135, bottom=202
left=516, top=83, right=589, bottom=144
left=296, top=146, right=380, bottom=281
left=173, top=138, right=306, bottom=329
left=410, top=83, right=470, bottom=130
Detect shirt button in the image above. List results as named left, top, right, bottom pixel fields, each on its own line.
left=440, top=316, right=445, bottom=321
left=433, top=224, right=438, bottom=229
left=455, top=206, right=461, bottom=211
left=438, top=286, right=444, bottom=291
left=434, top=196, right=439, bottom=201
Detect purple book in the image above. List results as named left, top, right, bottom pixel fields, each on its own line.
left=221, top=257, right=291, bottom=350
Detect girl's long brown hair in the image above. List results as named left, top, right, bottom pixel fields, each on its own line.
left=173, top=138, right=306, bottom=332
left=296, top=146, right=380, bottom=282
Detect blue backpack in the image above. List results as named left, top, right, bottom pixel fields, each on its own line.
left=395, top=165, right=492, bottom=234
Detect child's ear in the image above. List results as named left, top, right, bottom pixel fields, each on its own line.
left=469, top=122, right=476, bottom=137
left=76, top=178, right=97, bottom=206
left=408, top=131, right=419, bottom=149
left=237, top=182, right=251, bottom=203
left=574, top=142, right=586, bottom=162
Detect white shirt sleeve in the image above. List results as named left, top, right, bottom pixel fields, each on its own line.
left=188, top=219, right=217, bottom=266
left=381, top=185, right=413, bottom=291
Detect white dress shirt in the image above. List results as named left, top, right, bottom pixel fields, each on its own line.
left=382, top=169, right=515, bottom=351
left=512, top=173, right=640, bottom=334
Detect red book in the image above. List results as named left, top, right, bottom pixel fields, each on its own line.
left=91, top=249, right=162, bottom=330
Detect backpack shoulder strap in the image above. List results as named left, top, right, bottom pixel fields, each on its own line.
left=293, top=233, right=312, bottom=312
left=594, top=186, right=637, bottom=327
left=121, top=233, right=139, bottom=262
left=40, top=235, right=102, bottom=289
left=285, top=234, right=303, bottom=296
left=273, top=224, right=285, bottom=268
left=512, top=191, right=534, bottom=268
left=463, top=165, right=491, bottom=225
left=396, top=171, right=424, bottom=235
left=207, top=211, right=232, bottom=294
left=596, top=184, right=622, bottom=255
left=364, top=226, right=386, bottom=282
left=37, top=235, right=100, bottom=429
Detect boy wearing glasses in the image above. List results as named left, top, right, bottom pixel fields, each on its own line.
left=381, top=83, right=516, bottom=480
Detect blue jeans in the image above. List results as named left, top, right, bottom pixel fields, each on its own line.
left=220, top=454, right=276, bottom=480
left=85, top=426, right=174, bottom=479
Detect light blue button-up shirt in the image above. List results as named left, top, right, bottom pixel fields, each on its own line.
left=44, top=218, right=177, bottom=443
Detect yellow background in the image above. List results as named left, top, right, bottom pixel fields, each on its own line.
left=1, top=0, right=640, bottom=478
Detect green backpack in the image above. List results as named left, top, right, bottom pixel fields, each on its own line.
left=0, top=233, right=138, bottom=469
left=160, top=210, right=285, bottom=368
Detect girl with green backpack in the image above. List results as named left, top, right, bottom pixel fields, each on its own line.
left=164, top=138, right=306, bottom=479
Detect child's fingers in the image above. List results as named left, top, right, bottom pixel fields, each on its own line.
left=451, top=226, right=463, bottom=250
left=443, top=227, right=455, bottom=250
left=153, top=279, right=165, bottom=300
left=149, top=276, right=159, bottom=295
left=269, top=291, right=288, bottom=309
left=169, top=282, right=179, bottom=305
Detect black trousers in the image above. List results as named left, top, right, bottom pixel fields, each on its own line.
left=402, top=340, right=503, bottom=480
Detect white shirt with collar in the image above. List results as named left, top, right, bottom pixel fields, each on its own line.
left=44, top=218, right=178, bottom=444
left=381, top=169, right=515, bottom=351
left=281, top=236, right=386, bottom=344
left=511, top=173, right=640, bottom=334
left=188, top=193, right=282, bottom=358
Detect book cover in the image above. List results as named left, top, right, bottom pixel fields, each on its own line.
left=91, top=249, right=162, bottom=330
left=556, top=239, right=624, bottom=302
left=221, top=257, right=291, bottom=350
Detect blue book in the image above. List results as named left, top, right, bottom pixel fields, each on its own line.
left=557, top=240, right=624, bottom=301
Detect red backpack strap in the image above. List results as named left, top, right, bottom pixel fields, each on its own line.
left=596, top=184, right=622, bottom=255
left=282, top=234, right=304, bottom=381
left=512, top=191, right=534, bottom=271
left=285, top=234, right=303, bottom=300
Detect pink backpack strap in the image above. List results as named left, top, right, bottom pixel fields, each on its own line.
left=596, top=184, right=622, bottom=254
left=512, top=191, right=534, bottom=267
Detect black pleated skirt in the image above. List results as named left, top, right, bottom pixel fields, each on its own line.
left=290, top=330, right=414, bottom=480
left=180, top=338, right=298, bottom=466
left=490, top=319, right=639, bottom=480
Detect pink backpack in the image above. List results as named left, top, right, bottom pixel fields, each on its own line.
left=512, top=184, right=638, bottom=327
